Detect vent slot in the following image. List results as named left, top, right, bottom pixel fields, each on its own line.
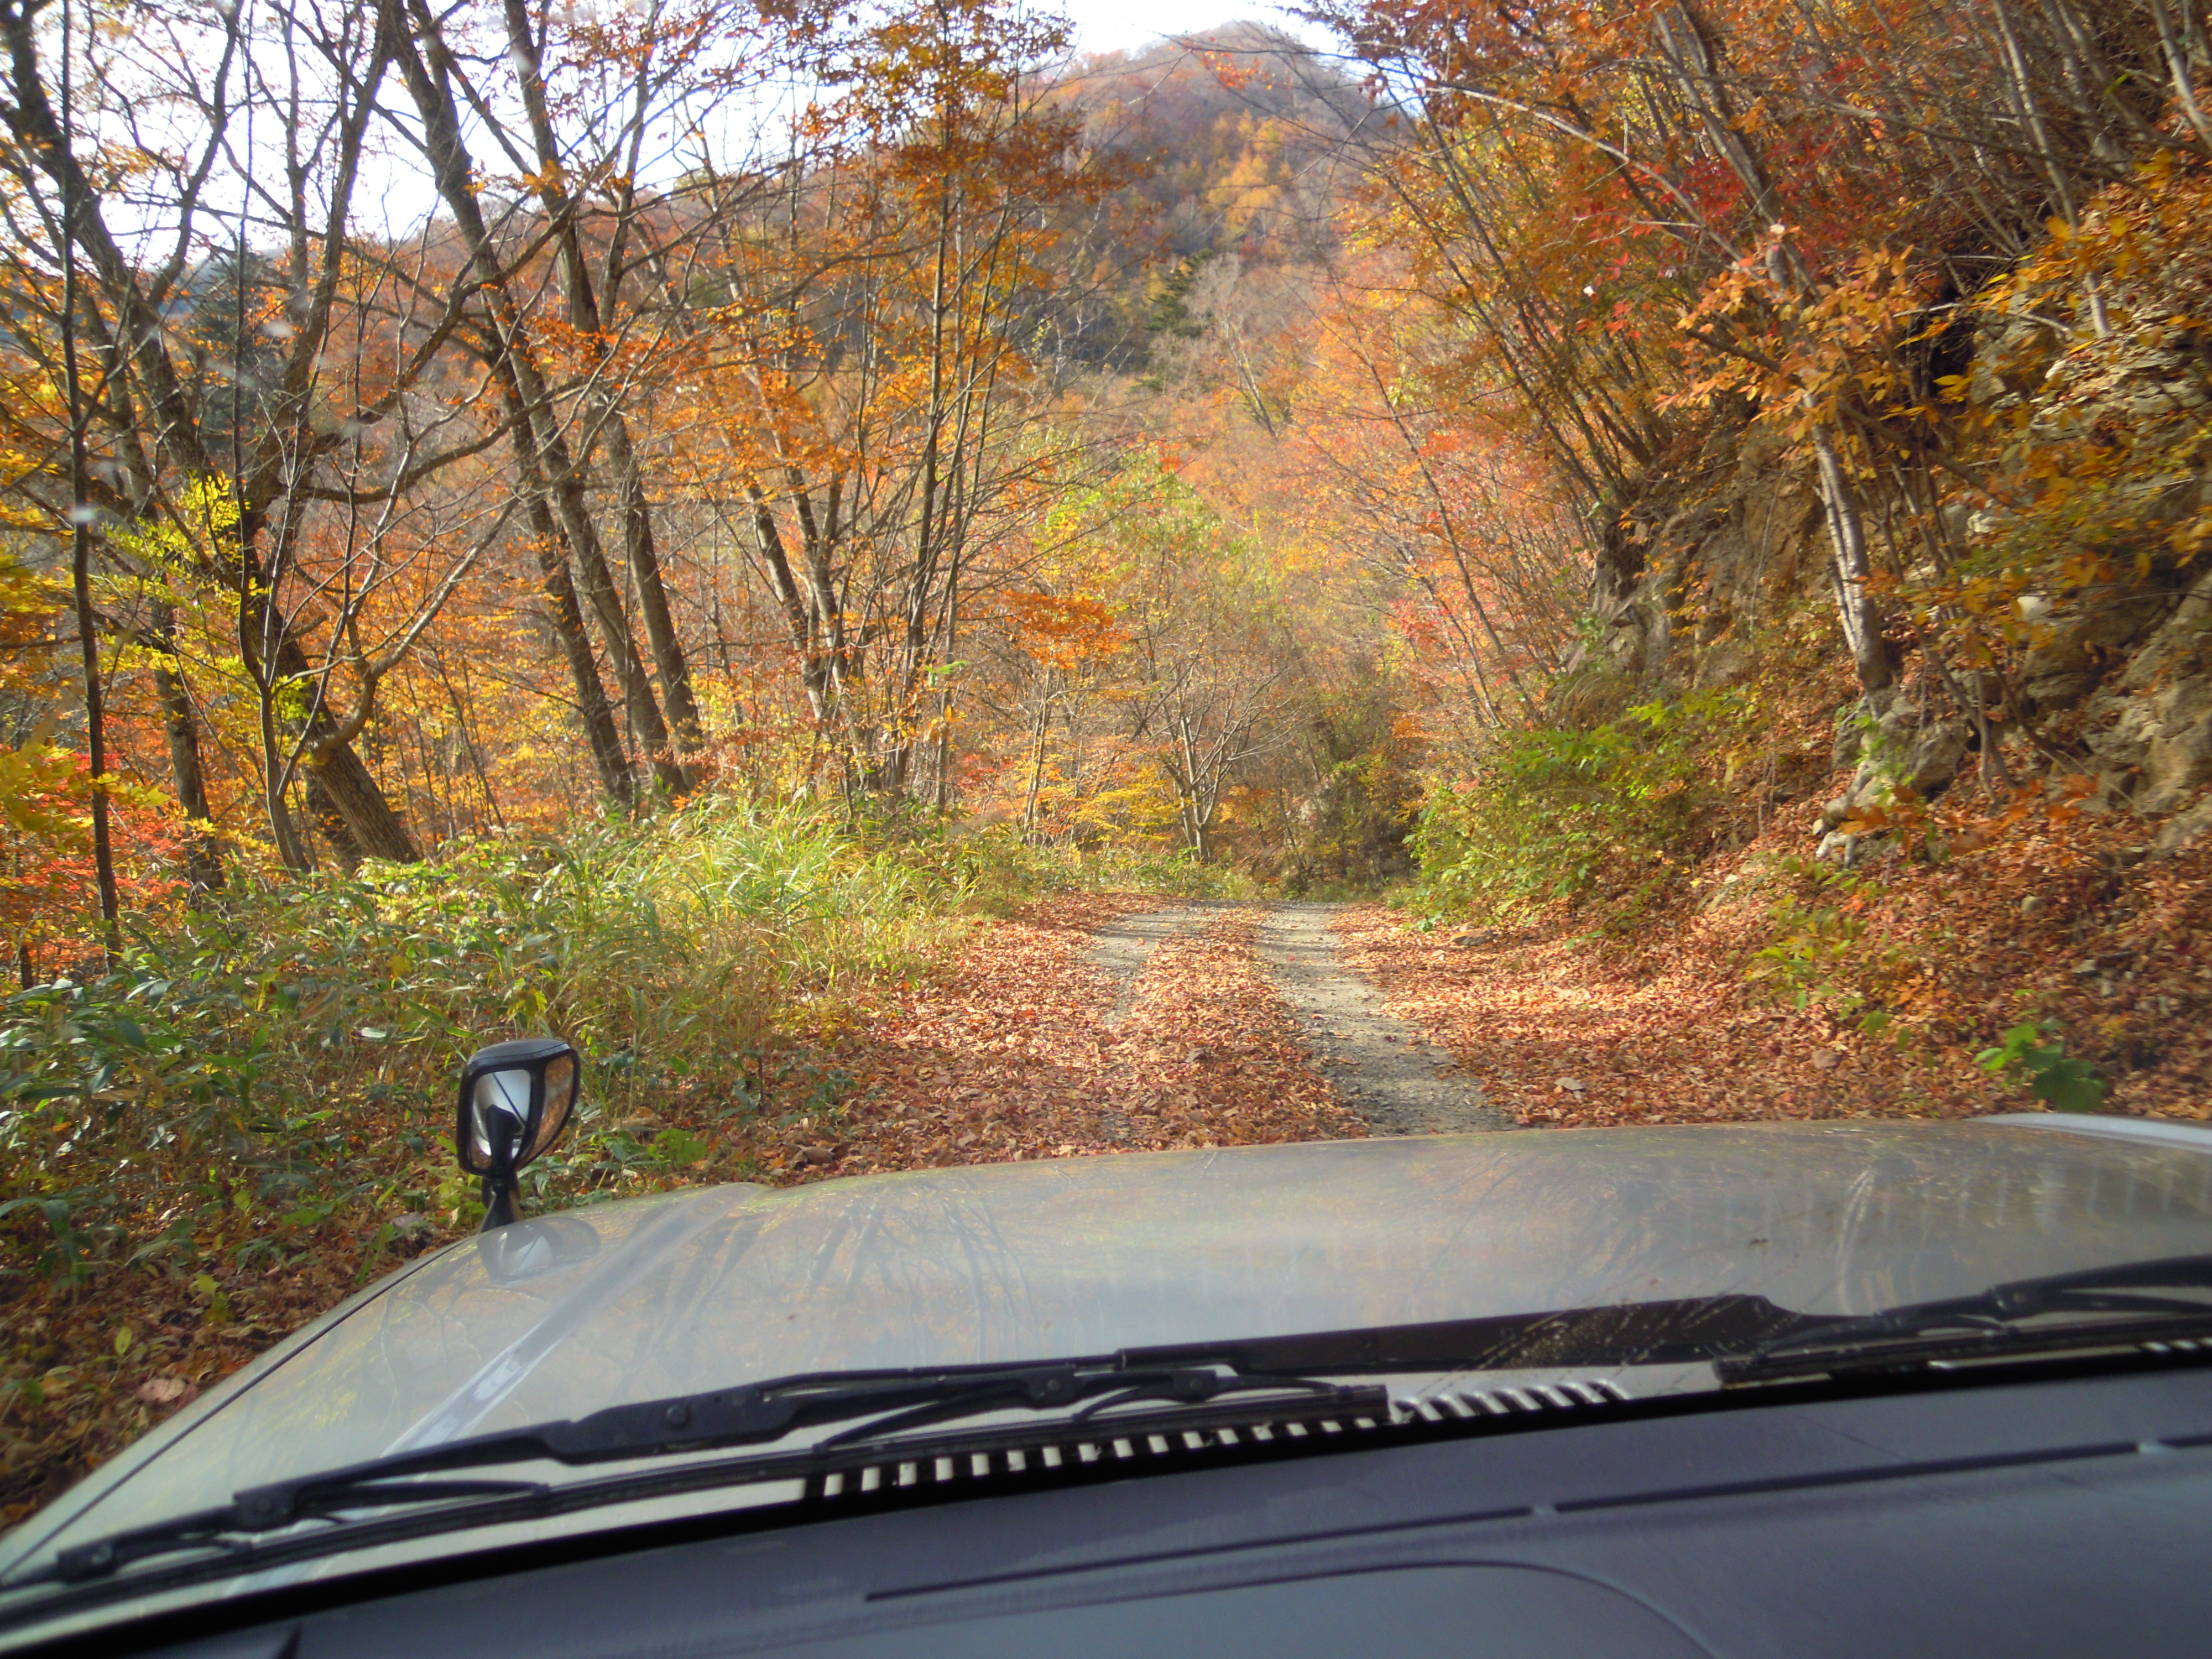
left=808, top=1378, right=1638, bottom=1507
left=1401, top=1378, right=1630, bottom=1425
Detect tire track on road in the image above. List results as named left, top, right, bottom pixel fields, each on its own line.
left=1256, top=901, right=1507, bottom=1135
left=1086, top=901, right=1231, bottom=1027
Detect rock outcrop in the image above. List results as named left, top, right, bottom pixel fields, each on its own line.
left=2084, top=567, right=2212, bottom=813
left=1575, top=427, right=2211, bottom=863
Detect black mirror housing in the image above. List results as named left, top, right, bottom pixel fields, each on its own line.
left=456, top=1037, right=580, bottom=1229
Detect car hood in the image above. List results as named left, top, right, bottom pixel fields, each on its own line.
left=8, top=1114, right=2212, bottom=1574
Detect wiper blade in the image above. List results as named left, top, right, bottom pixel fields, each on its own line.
left=28, top=1295, right=1824, bottom=1589
left=41, top=1477, right=550, bottom=1585
left=59, top=1270, right=2168, bottom=1593
left=34, top=1355, right=1377, bottom=1586
left=1717, top=1253, right=2212, bottom=1383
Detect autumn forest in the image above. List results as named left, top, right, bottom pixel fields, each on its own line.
left=2, top=0, right=2210, bottom=1512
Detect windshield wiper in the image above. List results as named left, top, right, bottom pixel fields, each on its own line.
left=15, top=1294, right=1835, bottom=1590
left=34, top=1355, right=1381, bottom=1586
left=43, top=1266, right=2212, bottom=1592
left=1716, top=1253, right=2212, bottom=1383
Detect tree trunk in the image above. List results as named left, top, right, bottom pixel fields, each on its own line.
left=607, top=422, right=706, bottom=764
left=1813, top=432, right=1896, bottom=694
left=487, top=354, right=637, bottom=807
left=303, top=734, right=416, bottom=863
left=492, top=0, right=700, bottom=785
left=149, top=606, right=223, bottom=894
left=389, top=0, right=682, bottom=800
left=54, top=0, right=119, bottom=959
left=235, top=529, right=420, bottom=863
left=306, top=773, right=365, bottom=873
left=555, top=451, right=682, bottom=793
left=529, top=517, right=638, bottom=811
left=744, top=478, right=836, bottom=722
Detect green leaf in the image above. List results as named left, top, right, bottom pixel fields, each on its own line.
left=655, top=1128, right=710, bottom=1168
left=2030, top=1056, right=2108, bottom=1113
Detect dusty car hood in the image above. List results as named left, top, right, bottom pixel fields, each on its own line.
left=9, top=1115, right=2212, bottom=1572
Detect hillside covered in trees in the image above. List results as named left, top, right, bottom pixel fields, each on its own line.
left=1, top=0, right=2210, bottom=1515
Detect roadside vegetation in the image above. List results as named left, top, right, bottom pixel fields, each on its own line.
left=0, top=805, right=1264, bottom=1519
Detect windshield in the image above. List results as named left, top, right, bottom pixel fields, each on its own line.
left=11, top=1120, right=2212, bottom=1584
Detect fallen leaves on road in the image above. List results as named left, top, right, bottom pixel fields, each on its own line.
left=731, top=897, right=1363, bottom=1181
left=1333, top=904, right=2001, bottom=1128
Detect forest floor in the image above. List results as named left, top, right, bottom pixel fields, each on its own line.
left=1333, top=904, right=1997, bottom=1128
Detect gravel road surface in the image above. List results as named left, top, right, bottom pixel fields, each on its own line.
left=1255, top=902, right=1506, bottom=1134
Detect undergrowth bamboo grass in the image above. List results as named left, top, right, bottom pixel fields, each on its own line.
left=0, top=799, right=964, bottom=1280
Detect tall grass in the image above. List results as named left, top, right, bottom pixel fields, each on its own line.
left=895, top=823, right=1260, bottom=915
left=0, top=799, right=961, bottom=1281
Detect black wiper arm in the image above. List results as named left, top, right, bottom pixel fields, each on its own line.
left=50, top=1279, right=2080, bottom=1589
left=1124, top=1293, right=1803, bottom=1376
left=1717, top=1252, right=2212, bottom=1383
left=44, top=1477, right=549, bottom=1585
left=35, top=1355, right=1376, bottom=1586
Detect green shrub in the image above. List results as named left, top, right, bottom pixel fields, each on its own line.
left=0, top=797, right=960, bottom=1267
left=1743, top=855, right=1910, bottom=1034
left=890, top=823, right=1257, bottom=915
left=1410, top=691, right=1742, bottom=925
left=1976, top=1020, right=2107, bottom=1113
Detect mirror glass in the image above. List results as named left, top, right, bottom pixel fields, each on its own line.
left=469, top=1066, right=534, bottom=1165
left=526, top=1052, right=577, bottom=1164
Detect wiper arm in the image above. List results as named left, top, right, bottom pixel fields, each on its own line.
left=1717, top=1252, right=2212, bottom=1383
left=29, top=1295, right=1821, bottom=1587
left=64, top=1268, right=2177, bottom=1591
left=36, top=1355, right=1377, bottom=1586
left=41, top=1475, right=552, bottom=1586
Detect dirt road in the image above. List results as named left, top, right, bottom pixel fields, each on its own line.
left=1086, top=902, right=1230, bottom=1027
left=781, top=895, right=1499, bottom=1182
left=1254, top=902, right=1505, bottom=1134
left=1089, top=900, right=1500, bottom=1135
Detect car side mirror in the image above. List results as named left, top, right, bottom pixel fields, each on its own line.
left=456, top=1037, right=580, bottom=1231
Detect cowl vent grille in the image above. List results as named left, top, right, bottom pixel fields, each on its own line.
left=808, top=1379, right=1637, bottom=1508
left=1405, top=1379, right=1632, bottom=1422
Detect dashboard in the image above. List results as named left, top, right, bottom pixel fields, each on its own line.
left=94, top=1359, right=2212, bottom=1659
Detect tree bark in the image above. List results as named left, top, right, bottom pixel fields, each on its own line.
left=228, top=502, right=420, bottom=864
left=493, top=0, right=702, bottom=781
left=305, top=773, right=365, bottom=874
left=484, top=351, right=637, bottom=806
left=607, top=421, right=706, bottom=761
left=54, top=0, right=119, bottom=958
left=1813, top=432, right=1896, bottom=694
left=302, top=732, right=415, bottom=863
left=527, top=492, right=637, bottom=807
left=149, top=605, right=223, bottom=894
